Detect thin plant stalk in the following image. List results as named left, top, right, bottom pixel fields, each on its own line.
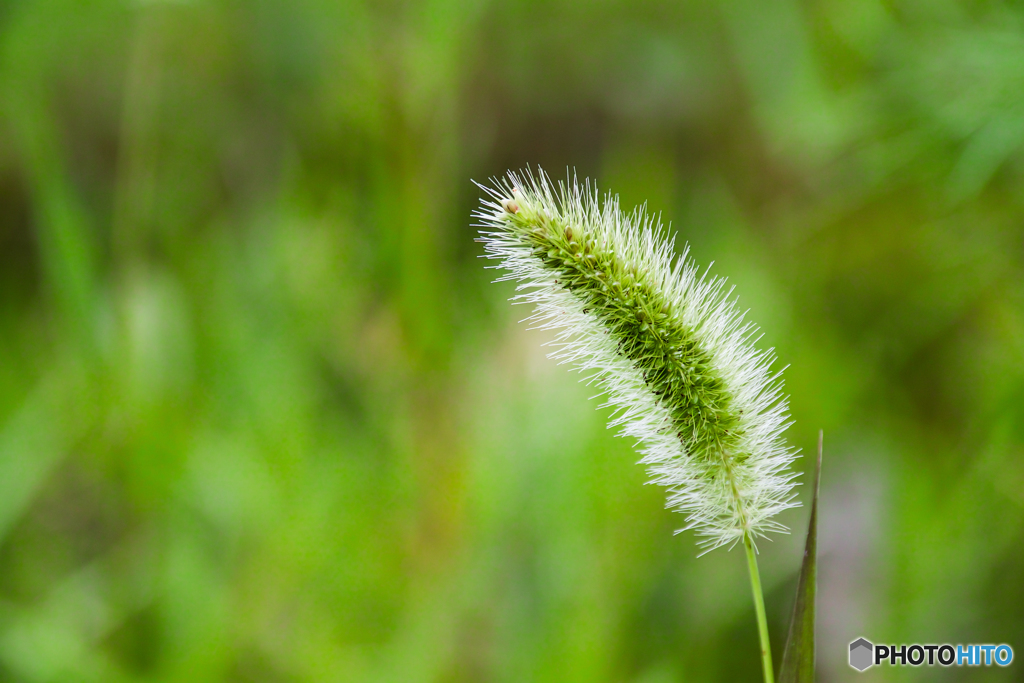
left=745, top=533, right=774, bottom=683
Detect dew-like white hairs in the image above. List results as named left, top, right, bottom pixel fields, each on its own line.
left=474, top=168, right=800, bottom=553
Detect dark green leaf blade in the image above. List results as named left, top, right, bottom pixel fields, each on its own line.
left=779, top=431, right=822, bottom=683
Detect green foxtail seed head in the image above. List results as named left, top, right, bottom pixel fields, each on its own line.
left=474, top=168, right=800, bottom=553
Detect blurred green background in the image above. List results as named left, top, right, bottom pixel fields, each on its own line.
left=1, top=0, right=1023, bottom=681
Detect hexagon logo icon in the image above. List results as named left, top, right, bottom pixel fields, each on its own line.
left=849, top=638, right=874, bottom=671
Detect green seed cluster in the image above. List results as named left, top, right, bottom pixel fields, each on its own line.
left=507, top=209, right=746, bottom=466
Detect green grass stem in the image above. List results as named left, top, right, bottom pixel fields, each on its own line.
left=745, top=533, right=774, bottom=683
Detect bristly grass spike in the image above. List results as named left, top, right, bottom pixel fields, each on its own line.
left=474, top=167, right=803, bottom=683
left=474, top=168, right=799, bottom=553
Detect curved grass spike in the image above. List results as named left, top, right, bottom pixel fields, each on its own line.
left=474, top=168, right=802, bottom=682
left=474, top=168, right=799, bottom=551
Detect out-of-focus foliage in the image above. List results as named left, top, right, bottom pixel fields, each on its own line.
left=0, top=1, right=1022, bottom=681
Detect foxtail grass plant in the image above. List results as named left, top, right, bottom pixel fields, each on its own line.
left=474, top=169, right=803, bottom=683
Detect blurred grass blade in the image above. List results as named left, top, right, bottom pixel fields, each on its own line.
left=779, top=430, right=822, bottom=683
